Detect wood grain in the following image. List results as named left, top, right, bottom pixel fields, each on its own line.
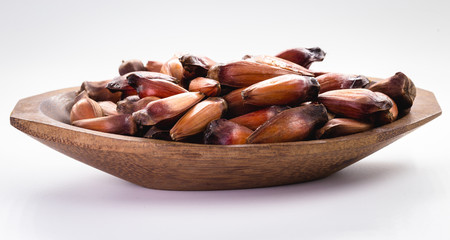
left=10, top=86, right=442, bottom=190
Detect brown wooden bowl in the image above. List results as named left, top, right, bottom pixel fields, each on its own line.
left=10, top=85, right=441, bottom=190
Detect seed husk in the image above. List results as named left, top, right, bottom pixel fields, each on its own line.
left=116, top=95, right=160, bottom=114
left=247, top=103, right=328, bottom=144
left=275, top=47, right=326, bottom=68
left=72, top=114, right=137, bottom=135
left=229, top=106, right=287, bottom=130
left=119, top=59, right=147, bottom=76
left=127, top=71, right=187, bottom=98
left=316, top=118, right=373, bottom=139
left=80, top=80, right=122, bottom=102
left=160, top=55, right=184, bottom=82
left=204, top=119, right=253, bottom=145
left=370, top=96, right=399, bottom=126
left=369, top=72, right=416, bottom=111
left=223, top=87, right=262, bottom=118
left=179, top=54, right=216, bottom=85
left=98, top=101, right=119, bottom=116
left=70, top=96, right=103, bottom=123
left=207, top=60, right=311, bottom=88
left=170, top=97, right=227, bottom=141
left=188, top=77, right=221, bottom=97
left=132, top=92, right=204, bottom=126
left=241, top=74, right=320, bottom=106
left=316, top=73, right=370, bottom=93
left=318, top=89, right=393, bottom=120
left=243, top=54, right=314, bottom=76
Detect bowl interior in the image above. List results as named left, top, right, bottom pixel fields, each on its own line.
left=40, top=90, right=76, bottom=124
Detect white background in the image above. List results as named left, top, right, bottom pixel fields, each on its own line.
left=1, top=0, right=449, bottom=239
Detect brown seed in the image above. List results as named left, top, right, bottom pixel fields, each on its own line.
left=316, top=73, right=370, bottom=93
left=98, top=101, right=119, bottom=116
left=207, top=60, right=310, bottom=88
left=188, top=77, right=221, bottom=97
left=229, top=106, right=287, bottom=130
left=160, top=55, right=184, bottom=81
left=179, top=54, right=216, bottom=83
left=241, top=74, right=320, bottom=106
left=72, top=114, right=137, bottom=135
left=107, top=71, right=177, bottom=93
left=70, top=97, right=103, bottom=123
left=79, top=80, right=122, bottom=102
left=105, top=74, right=134, bottom=92
left=146, top=60, right=164, bottom=72
left=247, top=104, right=328, bottom=144
left=106, top=73, right=141, bottom=94
left=369, top=72, right=416, bottom=111
left=318, top=89, right=393, bottom=120
left=116, top=95, right=139, bottom=114
left=370, top=97, right=398, bottom=126
left=132, top=92, right=204, bottom=126
left=127, top=71, right=188, bottom=98
left=204, top=119, right=253, bottom=145
left=118, top=59, right=147, bottom=76
left=170, top=97, right=227, bottom=141
left=116, top=95, right=160, bottom=114
left=242, top=55, right=314, bottom=76
left=275, top=47, right=326, bottom=68
left=316, top=118, right=373, bottom=139
left=223, top=87, right=262, bottom=118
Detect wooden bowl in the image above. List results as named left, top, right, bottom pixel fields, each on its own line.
left=10, top=85, right=441, bottom=190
